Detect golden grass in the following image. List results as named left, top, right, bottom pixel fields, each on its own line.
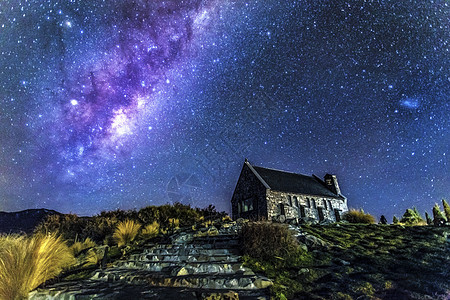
left=168, top=218, right=180, bottom=229
left=0, top=233, right=75, bottom=300
left=113, top=219, right=141, bottom=247
left=84, top=248, right=103, bottom=267
left=141, top=221, right=160, bottom=239
left=70, top=237, right=96, bottom=256
left=343, top=209, right=376, bottom=224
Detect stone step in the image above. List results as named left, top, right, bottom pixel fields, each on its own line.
left=190, top=239, right=240, bottom=249
left=91, top=268, right=272, bottom=290
left=129, top=253, right=241, bottom=263
left=29, top=281, right=270, bottom=300
left=113, top=260, right=252, bottom=275
left=142, top=247, right=238, bottom=256
left=141, top=241, right=239, bottom=250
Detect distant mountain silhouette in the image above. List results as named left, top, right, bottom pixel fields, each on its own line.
left=0, top=209, right=61, bottom=234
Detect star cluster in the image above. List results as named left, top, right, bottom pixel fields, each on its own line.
left=0, top=0, right=448, bottom=220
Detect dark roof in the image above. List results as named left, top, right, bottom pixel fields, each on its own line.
left=251, top=165, right=342, bottom=198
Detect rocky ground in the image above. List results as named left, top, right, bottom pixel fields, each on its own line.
left=29, top=222, right=272, bottom=300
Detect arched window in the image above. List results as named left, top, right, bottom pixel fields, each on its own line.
left=294, top=196, right=299, bottom=207
left=307, top=198, right=311, bottom=208
left=323, top=199, right=327, bottom=210
left=288, top=195, right=292, bottom=206
left=312, top=199, right=316, bottom=209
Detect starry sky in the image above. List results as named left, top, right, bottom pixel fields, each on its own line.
left=0, top=0, right=448, bottom=220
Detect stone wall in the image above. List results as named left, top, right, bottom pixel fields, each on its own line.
left=266, top=191, right=348, bottom=223
left=231, top=164, right=268, bottom=220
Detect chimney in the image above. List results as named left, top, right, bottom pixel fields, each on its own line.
left=324, top=174, right=341, bottom=195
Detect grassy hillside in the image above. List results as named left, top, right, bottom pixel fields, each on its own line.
left=243, top=224, right=450, bottom=300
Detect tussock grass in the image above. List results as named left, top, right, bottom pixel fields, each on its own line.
left=343, top=209, right=375, bottom=224
left=84, top=248, right=103, bottom=266
left=240, top=221, right=299, bottom=261
left=70, top=237, right=96, bottom=256
left=141, top=221, right=160, bottom=239
left=0, top=233, right=75, bottom=300
left=113, top=220, right=141, bottom=247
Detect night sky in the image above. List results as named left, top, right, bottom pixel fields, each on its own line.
left=0, top=0, right=448, bottom=220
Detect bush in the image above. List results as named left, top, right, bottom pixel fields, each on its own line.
left=0, top=233, right=75, bottom=299
left=141, top=221, right=160, bottom=239
left=35, top=214, right=85, bottom=241
left=113, top=220, right=141, bottom=247
left=240, top=221, right=299, bottom=261
left=432, top=203, right=447, bottom=226
left=400, top=208, right=426, bottom=225
left=343, top=209, right=375, bottom=224
left=70, top=237, right=96, bottom=256
left=84, top=248, right=104, bottom=267
left=442, top=199, right=450, bottom=222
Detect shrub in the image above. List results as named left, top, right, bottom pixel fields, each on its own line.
left=141, top=221, right=160, bottom=239
left=222, top=215, right=232, bottom=222
left=442, top=199, right=450, bottom=222
left=354, top=281, right=375, bottom=296
left=432, top=203, right=447, bottom=226
left=400, top=207, right=426, bottom=225
left=0, top=233, right=75, bottom=299
left=35, top=214, right=85, bottom=240
left=70, top=237, right=96, bottom=256
left=343, top=209, right=375, bottom=224
left=84, top=248, right=103, bottom=266
left=168, top=218, right=180, bottom=229
left=240, top=221, right=299, bottom=261
left=425, top=212, right=433, bottom=225
left=113, top=220, right=141, bottom=247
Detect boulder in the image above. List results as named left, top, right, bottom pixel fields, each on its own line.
left=253, top=278, right=273, bottom=289
left=302, top=234, right=328, bottom=249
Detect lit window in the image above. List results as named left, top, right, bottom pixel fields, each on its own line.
left=242, top=197, right=254, bottom=212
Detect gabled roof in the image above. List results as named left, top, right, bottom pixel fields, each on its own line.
left=247, top=162, right=343, bottom=199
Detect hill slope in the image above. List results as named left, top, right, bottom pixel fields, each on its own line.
left=244, top=224, right=450, bottom=299
left=0, top=209, right=61, bottom=233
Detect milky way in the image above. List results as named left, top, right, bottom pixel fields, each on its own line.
left=0, top=1, right=449, bottom=220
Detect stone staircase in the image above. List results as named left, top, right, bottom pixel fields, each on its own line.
left=29, top=225, right=272, bottom=299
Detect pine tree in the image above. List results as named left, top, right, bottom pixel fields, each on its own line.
left=432, top=203, right=446, bottom=227
left=425, top=212, right=432, bottom=225
left=442, top=199, right=450, bottom=223
left=400, top=208, right=424, bottom=225
left=379, top=215, right=388, bottom=225
left=393, top=216, right=399, bottom=224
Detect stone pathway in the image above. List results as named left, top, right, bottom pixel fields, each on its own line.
left=29, top=225, right=272, bottom=299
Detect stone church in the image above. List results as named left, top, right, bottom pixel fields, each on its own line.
left=231, top=160, right=348, bottom=223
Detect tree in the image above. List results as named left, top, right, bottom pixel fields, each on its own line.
left=400, top=207, right=425, bottom=225
left=379, top=215, right=388, bottom=225
left=392, top=216, right=399, bottom=224
left=442, top=199, right=450, bottom=223
left=425, top=212, right=433, bottom=225
left=432, top=203, right=446, bottom=227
